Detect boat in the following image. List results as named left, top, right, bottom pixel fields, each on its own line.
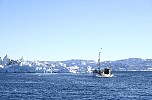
left=93, top=51, right=113, bottom=78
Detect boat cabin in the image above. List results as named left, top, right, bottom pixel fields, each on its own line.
left=104, top=68, right=110, bottom=74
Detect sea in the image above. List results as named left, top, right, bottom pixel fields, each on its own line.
left=0, top=71, right=152, bottom=100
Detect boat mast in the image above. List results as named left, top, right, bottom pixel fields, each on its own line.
left=98, top=52, right=101, bottom=70
left=98, top=48, right=102, bottom=70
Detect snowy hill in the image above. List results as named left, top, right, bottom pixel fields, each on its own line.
left=0, top=55, right=152, bottom=73
left=102, top=58, right=152, bottom=71
left=0, top=55, right=95, bottom=73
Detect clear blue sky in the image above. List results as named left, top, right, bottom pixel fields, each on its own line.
left=0, top=0, right=152, bottom=61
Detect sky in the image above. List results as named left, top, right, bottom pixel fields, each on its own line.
left=0, top=0, right=152, bottom=61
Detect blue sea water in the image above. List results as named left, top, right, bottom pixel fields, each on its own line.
left=0, top=72, right=152, bottom=100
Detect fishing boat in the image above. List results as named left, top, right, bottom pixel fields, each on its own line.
left=93, top=51, right=113, bottom=78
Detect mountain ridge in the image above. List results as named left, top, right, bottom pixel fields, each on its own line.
left=0, top=55, right=152, bottom=73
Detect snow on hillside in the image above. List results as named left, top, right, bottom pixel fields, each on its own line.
left=0, top=54, right=152, bottom=73
left=0, top=55, right=96, bottom=73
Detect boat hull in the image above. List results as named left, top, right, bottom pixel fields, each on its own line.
left=95, top=73, right=114, bottom=78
